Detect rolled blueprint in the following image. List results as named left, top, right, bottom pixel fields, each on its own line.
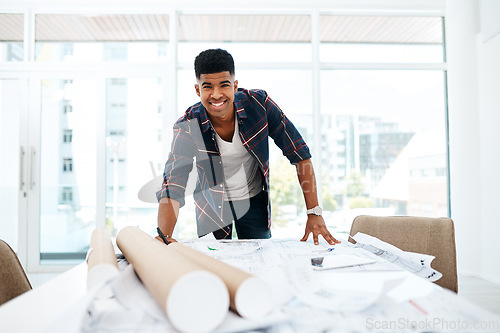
left=87, top=227, right=120, bottom=292
left=168, top=242, right=273, bottom=319
left=116, top=226, right=229, bottom=333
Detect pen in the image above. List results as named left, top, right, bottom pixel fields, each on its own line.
left=157, top=227, right=170, bottom=245
left=314, top=247, right=335, bottom=253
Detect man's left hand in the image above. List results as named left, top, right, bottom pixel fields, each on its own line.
left=300, top=215, right=341, bottom=245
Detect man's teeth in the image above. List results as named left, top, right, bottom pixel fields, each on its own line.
left=212, top=102, right=224, bottom=107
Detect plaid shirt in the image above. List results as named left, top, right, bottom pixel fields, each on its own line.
left=156, top=88, right=311, bottom=236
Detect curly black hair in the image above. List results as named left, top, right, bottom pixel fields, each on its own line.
left=194, top=49, right=235, bottom=79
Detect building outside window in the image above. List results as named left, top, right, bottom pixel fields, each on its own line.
left=61, top=187, right=73, bottom=203
left=63, top=129, right=73, bottom=143
left=62, top=158, right=73, bottom=172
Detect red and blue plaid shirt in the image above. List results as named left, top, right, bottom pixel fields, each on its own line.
left=156, top=88, right=311, bottom=236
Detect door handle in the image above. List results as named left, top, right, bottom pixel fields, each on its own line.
left=19, top=146, right=25, bottom=191
left=30, top=147, right=36, bottom=190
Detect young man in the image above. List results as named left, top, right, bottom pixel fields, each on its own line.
left=156, top=49, right=339, bottom=245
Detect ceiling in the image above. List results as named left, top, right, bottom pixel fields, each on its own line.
left=0, top=13, right=442, bottom=43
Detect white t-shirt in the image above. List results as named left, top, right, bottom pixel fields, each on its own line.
left=215, top=119, right=263, bottom=201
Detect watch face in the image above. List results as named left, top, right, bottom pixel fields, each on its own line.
left=307, top=206, right=322, bottom=215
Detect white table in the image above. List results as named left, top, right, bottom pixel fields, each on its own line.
left=1, top=238, right=499, bottom=333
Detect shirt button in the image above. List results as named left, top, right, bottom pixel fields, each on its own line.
left=219, top=184, right=223, bottom=188
left=218, top=206, right=221, bottom=209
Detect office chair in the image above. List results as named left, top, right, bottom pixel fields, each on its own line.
left=0, top=239, right=32, bottom=305
left=349, top=215, right=458, bottom=293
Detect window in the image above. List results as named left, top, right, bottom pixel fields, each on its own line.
left=319, top=16, right=443, bottom=63
left=1, top=8, right=449, bottom=268
left=320, top=70, right=446, bottom=232
left=0, top=14, right=24, bottom=62
left=63, top=129, right=73, bottom=143
left=62, top=158, right=73, bottom=172
left=34, top=14, right=169, bottom=63
left=178, top=14, right=312, bottom=63
left=40, top=79, right=99, bottom=262
left=63, top=103, right=73, bottom=114
left=105, top=77, right=164, bottom=234
left=61, top=187, right=73, bottom=203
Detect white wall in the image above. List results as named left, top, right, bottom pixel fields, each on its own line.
left=446, top=0, right=500, bottom=284
left=445, top=0, right=482, bottom=277
left=477, top=24, right=500, bottom=285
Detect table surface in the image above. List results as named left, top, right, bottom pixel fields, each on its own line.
left=1, top=238, right=499, bottom=333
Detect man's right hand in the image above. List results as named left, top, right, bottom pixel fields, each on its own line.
left=155, top=235, right=177, bottom=244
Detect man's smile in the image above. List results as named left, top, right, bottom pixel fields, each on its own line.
left=210, top=101, right=226, bottom=108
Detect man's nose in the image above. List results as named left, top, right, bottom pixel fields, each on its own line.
left=211, top=87, right=222, bottom=99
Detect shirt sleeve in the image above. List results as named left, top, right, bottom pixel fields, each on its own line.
left=156, top=120, right=196, bottom=207
left=255, top=90, right=312, bottom=164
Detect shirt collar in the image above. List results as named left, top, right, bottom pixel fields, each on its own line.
left=199, top=104, right=212, bottom=133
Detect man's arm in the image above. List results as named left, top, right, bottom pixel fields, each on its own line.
left=296, top=159, right=340, bottom=245
left=157, top=198, right=180, bottom=243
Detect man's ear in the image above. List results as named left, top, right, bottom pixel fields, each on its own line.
left=234, top=80, right=238, bottom=93
left=195, top=83, right=200, bottom=97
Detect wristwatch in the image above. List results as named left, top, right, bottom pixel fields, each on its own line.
left=306, top=206, right=322, bottom=216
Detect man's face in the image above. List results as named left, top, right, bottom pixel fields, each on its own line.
left=195, top=71, right=238, bottom=121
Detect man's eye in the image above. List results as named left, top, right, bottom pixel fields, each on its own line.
left=221, top=84, right=229, bottom=87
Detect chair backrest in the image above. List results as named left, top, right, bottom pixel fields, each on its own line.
left=349, top=215, right=458, bottom=293
left=0, top=239, right=32, bottom=306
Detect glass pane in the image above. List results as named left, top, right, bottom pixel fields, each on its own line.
left=0, top=79, right=21, bottom=251
left=105, top=77, right=163, bottom=237
left=178, top=15, right=311, bottom=63
left=320, top=16, right=443, bottom=63
left=0, top=14, right=24, bottom=61
left=179, top=15, right=311, bottom=42
left=179, top=42, right=311, bottom=63
left=320, top=70, right=447, bottom=234
left=35, top=14, right=169, bottom=62
left=40, top=79, right=98, bottom=263
left=320, top=43, right=443, bottom=63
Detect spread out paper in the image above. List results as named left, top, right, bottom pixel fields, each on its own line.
left=311, top=254, right=377, bottom=270
left=352, top=232, right=443, bottom=282
left=168, top=242, right=273, bottom=319
left=86, top=228, right=120, bottom=294
left=116, top=226, right=229, bottom=333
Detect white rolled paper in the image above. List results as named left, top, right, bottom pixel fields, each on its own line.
left=87, top=228, right=120, bottom=293
left=168, top=242, right=273, bottom=319
left=116, top=226, right=229, bottom=333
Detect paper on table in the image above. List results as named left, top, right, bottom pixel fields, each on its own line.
left=81, top=265, right=173, bottom=333
left=287, top=258, right=383, bottom=313
left=352, top=232, right=443, bottom=282
left=311, top=254, right=376, bottom=270
left=116, top=226, right=229, bottom=333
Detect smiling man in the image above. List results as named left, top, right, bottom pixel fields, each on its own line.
left=156, top=48, right=339, bottom=245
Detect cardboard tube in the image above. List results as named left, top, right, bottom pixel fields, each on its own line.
left=168, top=242, right=272, bottom=319
left=87, top=228, right=119, bottom=292
left=116, top=226, right=228, bottom=333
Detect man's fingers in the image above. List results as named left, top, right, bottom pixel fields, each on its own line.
left=313, top=233, right=319, bottom=245
left=323, top=231, right=340, bottom=245
left=324, top=233, right=335, bottom=245
left=300, top=232, right=309, bottom=242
